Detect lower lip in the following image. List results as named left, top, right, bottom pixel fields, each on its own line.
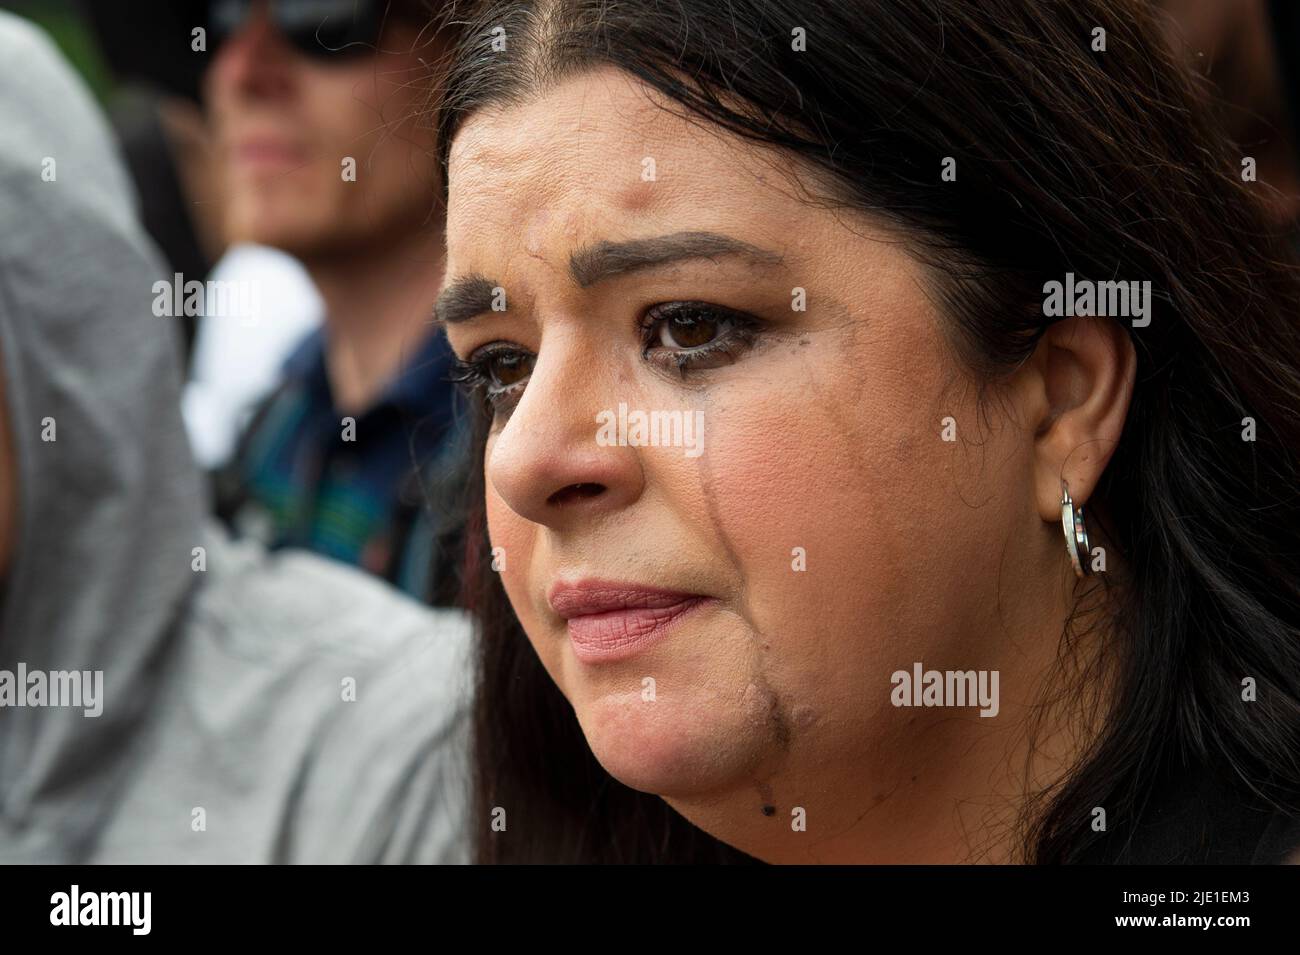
left=566, top=597, right=712, bottom=664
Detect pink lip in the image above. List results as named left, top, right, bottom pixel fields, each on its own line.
left=548, top=579, right=713, bottom=664
left=233, top=139, right=305, bottom=169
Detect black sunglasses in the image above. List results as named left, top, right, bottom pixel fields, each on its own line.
left=209, top=0, right=385, bottom=61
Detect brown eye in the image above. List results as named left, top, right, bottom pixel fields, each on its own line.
left=639, top=301, right=764, bottom=378
left=485, top=350, right=534, bottom=388
left=657, top=306, right=722, bottom=349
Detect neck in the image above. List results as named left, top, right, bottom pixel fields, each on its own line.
left=305, top=227, right=446, bottom=416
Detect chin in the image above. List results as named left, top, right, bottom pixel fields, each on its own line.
left=226, top=198, right=329, bottom=255
left=574, top=684, right=770, bottom=798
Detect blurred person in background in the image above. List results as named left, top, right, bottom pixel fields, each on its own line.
left=0, top=12, right=471, bottom=863
left=82, top=0, right=330, bottom=471
left=200, top=0, right=470, bottom=605
left=3, top=0, right=329, bottom=462
left=20, top=0, right=469, bottom=602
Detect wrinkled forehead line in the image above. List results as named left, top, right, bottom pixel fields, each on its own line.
left=440, top=64, right=873, bottom=289
left=447, top=63, right=844, bottom=228
left=447, top=66, right=676, bottom=175
left=443, top=70, right=694, bottom=272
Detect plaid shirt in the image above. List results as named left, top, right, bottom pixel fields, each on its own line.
left=215, top=327, right=470, bottom=605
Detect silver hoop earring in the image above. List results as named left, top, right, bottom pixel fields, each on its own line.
left=1060, top=479, right=1092, bottom=578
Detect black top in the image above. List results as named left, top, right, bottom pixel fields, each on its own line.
left=1074, top=762, right=1300, bottom=864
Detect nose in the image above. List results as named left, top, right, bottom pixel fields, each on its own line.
left=206, top=2, right=296, bottom=104
left=486, top=339, right=645, bottom=530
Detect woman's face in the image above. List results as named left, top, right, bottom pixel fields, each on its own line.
left=441, top=67, right=1076, bottom=861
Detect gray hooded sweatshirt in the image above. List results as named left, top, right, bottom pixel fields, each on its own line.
left=0, top=13, right=473, bottom=863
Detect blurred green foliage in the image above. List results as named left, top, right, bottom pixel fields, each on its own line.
left=0, top=0, right=114, bottom=102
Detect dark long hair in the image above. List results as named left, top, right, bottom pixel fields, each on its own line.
left=434, top=0, right=1300, bottom=863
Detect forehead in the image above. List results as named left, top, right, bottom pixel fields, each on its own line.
left=444, top=66, right=814, bottom=260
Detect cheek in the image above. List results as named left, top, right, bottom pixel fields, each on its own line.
left=307, top=69, right=376, bottom=135
left=485, top=475, right=529, bottom=589
left=484, top=464, right=554, bottom=651
left=285, top=80, right=374, bottom=196
left=691, top=321, right=984, bottom=697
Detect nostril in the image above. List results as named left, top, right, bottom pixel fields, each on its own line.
left=548, top=482, right=605, bottom=507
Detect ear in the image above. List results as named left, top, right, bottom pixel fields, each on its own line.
left=1021, top=315, right=1137, bottom=523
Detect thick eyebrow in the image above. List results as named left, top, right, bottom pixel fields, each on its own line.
left=434, top=273, right=499, bottom=326
left=435, top=231, right=783, bottom=327
left=569, top=230, right=783, bottom=287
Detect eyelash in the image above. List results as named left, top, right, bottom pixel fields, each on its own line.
left=448, top=301, right=763, bottom=413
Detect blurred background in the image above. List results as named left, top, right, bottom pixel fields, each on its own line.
left=0, top=0, right=322, bottom=472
